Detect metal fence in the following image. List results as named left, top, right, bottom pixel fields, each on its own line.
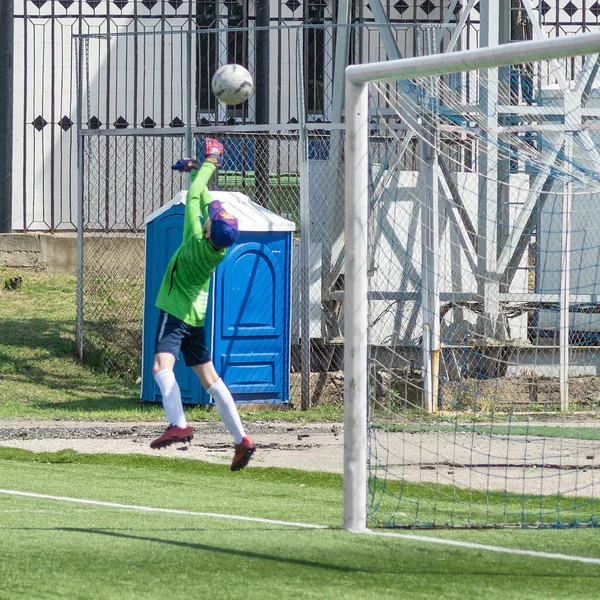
left=15, top=0, right=480, bottom=231
left=74, top=23, right=450, bottom=408
left=78, top=124, right=346, bottom=407
left=76, top=20, right=600, bottom=410
left=18, top=1, right=600, bottom=232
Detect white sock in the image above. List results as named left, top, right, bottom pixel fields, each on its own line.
left=154, top=369, right=187, bottom=428
left=208, top=378, right=245, bottom=444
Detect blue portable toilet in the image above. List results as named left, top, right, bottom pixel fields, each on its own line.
left=141, top=189, right=296, bottom=405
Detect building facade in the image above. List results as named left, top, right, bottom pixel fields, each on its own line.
left=10, top=1, right=600, bottom=231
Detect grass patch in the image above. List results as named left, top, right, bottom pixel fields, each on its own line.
left=368, top=471, right=600, bottom=529
left=0, top=268, right=158, bottom=420
left=0, top=268, right=341, bottom=422
left=375, top=422, right=600, bottom=441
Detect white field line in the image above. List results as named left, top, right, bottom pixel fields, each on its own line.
left=0, top=509, right=106, bottom=513
left=0, top=489, right=327, bottom=529
left=364, top=529, right=600, bottom=566
left=1, top=488, right=599, bottom=566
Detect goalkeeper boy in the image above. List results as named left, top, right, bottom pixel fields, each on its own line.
left=150, top=138, right=256, bottom=472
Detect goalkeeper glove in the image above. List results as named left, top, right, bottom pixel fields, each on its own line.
left=171, top=158, right=201, bottom=172
left=205, top=138, right=224, bottom=168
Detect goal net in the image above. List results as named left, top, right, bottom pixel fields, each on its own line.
left=344, top=34, right=600, bottom=529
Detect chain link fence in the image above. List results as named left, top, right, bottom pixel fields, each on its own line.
left=79, top=125, right=346, bottom=408
left=80, top=133, right=186, bottom=378
left=75, top=23, right=449, bottom=408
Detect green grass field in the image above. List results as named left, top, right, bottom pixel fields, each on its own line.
left=2, top=268, right=600, bottom=598
left=1, top=448, right=600, bottom=600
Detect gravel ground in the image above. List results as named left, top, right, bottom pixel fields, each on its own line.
left=0, top=420, right=344, bottom=472
left=2, top=419, right=598, bottom=496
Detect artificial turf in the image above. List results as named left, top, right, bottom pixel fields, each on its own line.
left=0, top=449, right=599, bottom=599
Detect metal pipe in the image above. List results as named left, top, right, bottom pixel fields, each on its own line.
left=560, top=137, right=573, bottom=412
left=297, top=30, right=311, bottom=410
left=254, top=0, right=270, bottom=207
left=343, top=79, right=369, bottom=533
left=0, top=0, right=14, bottom=232
left=185, top=30, right=193, bottom=158
left=346, top=31, right=600, bottom=84
left=75, top=38, right=85, bottom=361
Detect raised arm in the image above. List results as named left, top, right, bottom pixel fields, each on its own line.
left=183, top=162, right=215, bottom=242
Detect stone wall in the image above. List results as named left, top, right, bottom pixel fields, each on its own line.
left=0, top=233, right=78, bottom=274
left=0, top=233, right=144, bottom=276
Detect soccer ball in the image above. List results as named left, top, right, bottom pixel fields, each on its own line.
left=211, top=64, right=254, bottom=106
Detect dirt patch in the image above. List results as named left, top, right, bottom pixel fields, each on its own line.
left=0, top=420, right=344, bottom=473
left=2, top=419, right=598, bottom=497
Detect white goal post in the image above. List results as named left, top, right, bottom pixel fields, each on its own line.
left=343, top=31, right=600, bottom=533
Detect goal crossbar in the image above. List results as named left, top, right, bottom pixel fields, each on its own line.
left=346, top=31, right=600, bottom=85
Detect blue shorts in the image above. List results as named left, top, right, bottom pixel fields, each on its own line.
left=154, top=310, right=211, bottom=366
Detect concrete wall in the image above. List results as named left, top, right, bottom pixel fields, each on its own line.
left=0, top=233, right=146, bottom=277
left=0, top=233, right=78, bottom=274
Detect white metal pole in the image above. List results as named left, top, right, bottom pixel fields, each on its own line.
left=75, top=37, right=85, bottom=361
left=478, top=0, right=501, bottom=352
left=560, top=86, right=581, bottom=412
left=343, top=77, right=369, bottom=533
left=185, top=30, right=193, bottom=158
left=297, top=31, right=312, bottom=410
left=420, top=134, right=440, bottom=413
left=560, top=135, right=573, bottom=412
left=421, top=304, right=432, bottom=414
left=420, top=95, right=432, bottom=413
left=422, top=71, right=441, bottom=413
left=431, top=152, right=441, bottom=412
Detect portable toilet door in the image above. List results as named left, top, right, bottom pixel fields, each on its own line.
left=209, top=191, right=295, bottom=404
left=212, top=230, right=292, bottom=404
left=142, top=189, right=295, bottom=405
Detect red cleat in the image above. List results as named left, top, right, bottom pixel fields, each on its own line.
left=231, top=436, right=256, bottom=471
left=150, top=424, right=194, bottom=449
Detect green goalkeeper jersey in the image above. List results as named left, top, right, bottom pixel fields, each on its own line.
left=155, top=162, right=227, bottom=326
